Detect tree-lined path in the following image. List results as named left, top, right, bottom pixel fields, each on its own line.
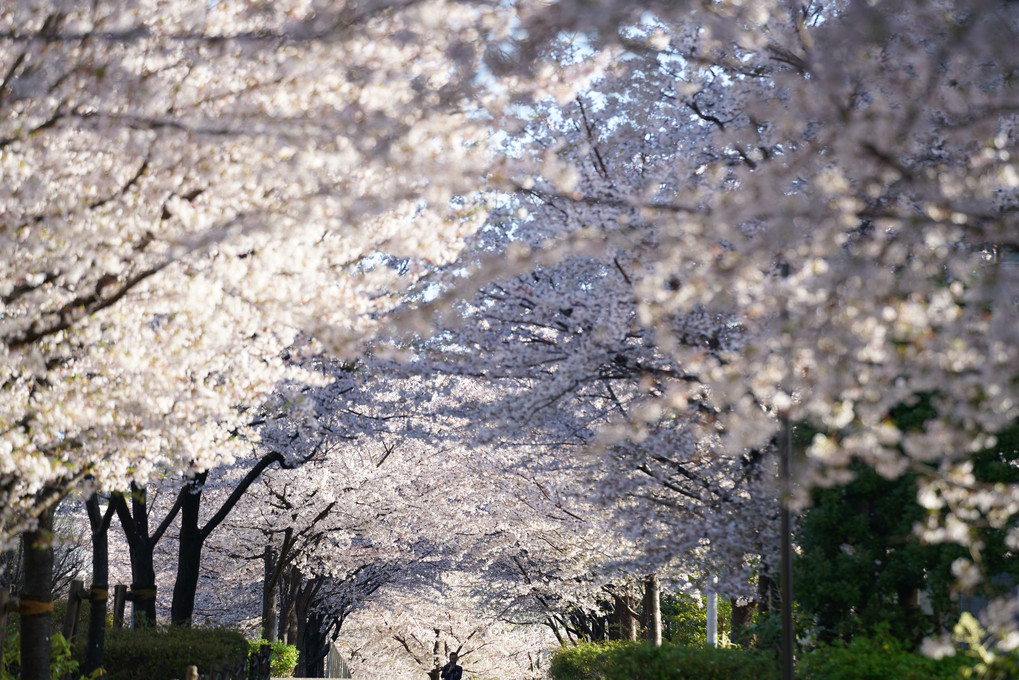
left=2, top=0, right=1018, bottom=678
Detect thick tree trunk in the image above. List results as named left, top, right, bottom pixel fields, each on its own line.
left=279, top=566, right=300, bottom=644
left=170, top=527, right=203, bottom=626
left=113, top=487, right=159, bottom=626
left=293, top=576, right=324, bottom=678
left=295, top=608, right=311, bottom=676
left=612, top=592, right=637, bottom=641
left=85, top=494, right=115, bottom=675
left=730, top=597, right=757, bottom=644
left=261, top=545, right=278, bottom=641
left=300, top=612, right=332, bottom=678
left=170, top=454, right=285, bottom=627
left=170, top=473, right=206, bottom=626
left=20, top=506, right=55, bottom=680
left=643, top=574, right=662, bottom=647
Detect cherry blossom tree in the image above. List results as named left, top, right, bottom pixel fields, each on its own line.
left=487, top=0, right=1019, bottom=654
left=6, top=0, right=1018, bottom=676
left=0, top=0, right=525, bottom=675
left=384, top=0, right=1019, bottom=656
left=394, top=76, right=777, bottom=612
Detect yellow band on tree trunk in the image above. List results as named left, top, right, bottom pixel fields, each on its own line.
left=17, top=599, right=54, bottom=616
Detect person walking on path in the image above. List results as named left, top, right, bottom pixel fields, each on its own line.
left=441, top=652, right=463, bottom=680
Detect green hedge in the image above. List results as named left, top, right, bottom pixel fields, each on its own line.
left=101, top=626, right=248, bottom=680
left=797, top=634, right=968, bottom=680
left=549, top=641, right=780, bottom=680
left=549, top=638, right=972, bottom=680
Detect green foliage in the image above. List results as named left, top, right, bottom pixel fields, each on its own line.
left=741, top=608, right=812, bottom=656
left=1, top=631, right=81, bottom=680
left=796, top=630, right=967, bottom=680
left=100, top=625, right=248, bottom=680
left=794, top=461, right=962, bottom=645
left=50, top=599, right=90, bottom=654
left=549, top=641, right=779, bottom=680
left=248, top=638, right=299, bottom=678
left=953, top=612, right=1019, bottom=680
left=660, top=593, right=732, bottom=646
left=794, top=411, right=1019, bottom=648
left=48, top=633, right=79, bottom=680
left=0, top=628, right=16, bottom=680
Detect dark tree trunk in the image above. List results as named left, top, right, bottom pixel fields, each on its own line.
left=20, top=505, right=55, bottom=680
left=261, top=545, right=278, bottom=641
left=643, top=574, right=662, bottom=647
left=279, top=566, right=300, bottom=644
left=170, top=453, right=285, bottom=627
left=757, top=569, right=776, bottom=616
left=300, top=611, right=333, bottom=678
left=113, top=486, right=160, bottom=626
left=84, top=493, right=115, bottom=675
left=171, top=473, right=206, bottom=626
left=611, top=592, right=637, bottom=641
left=261, top=529, right=297, bottom=642
left=428, top=628, right=442, bottom=680
left=730, top=597, right=758, bottom=645
left=293, top=576, right=323, bottom=678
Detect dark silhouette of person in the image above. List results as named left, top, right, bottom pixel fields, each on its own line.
left=440, top=652, right=463, bottom=680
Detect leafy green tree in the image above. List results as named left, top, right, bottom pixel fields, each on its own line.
left=795, top=464, right=958, bottom=645
left=795, top=411, right=1019, bottom=647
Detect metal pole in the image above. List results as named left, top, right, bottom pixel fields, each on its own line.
left=779, top=415, right=794, bottom=680
left=706, top=578, right=718, bottom=648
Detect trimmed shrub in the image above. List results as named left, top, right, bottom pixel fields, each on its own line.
left=550, top=641, right=780, bottom=680
left=248, top=638, right=299, bottom=678
left=796, top=633, right=967, bottom=680
left=101, top=625, right=248, bottom=680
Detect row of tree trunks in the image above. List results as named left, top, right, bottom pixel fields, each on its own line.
left=552, top=573, right=767, bottom=648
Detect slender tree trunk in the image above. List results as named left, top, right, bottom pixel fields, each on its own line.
left=428, top=628, right=441, bottom=680
left=545, top=616, right=566, bottom=647
left=20, top=505, right=55, bottom=680
left=261, top=545, right=278, bottom=640
left=757, top=569, right=775, bottom=616
left=643, top=574, right=662, bottom=647
left=279, top=567, right=299, bottom=644
left=85, top=494, right=115, bottom=675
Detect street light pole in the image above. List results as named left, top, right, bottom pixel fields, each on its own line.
left=779, top=414, right=794, bottom=680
